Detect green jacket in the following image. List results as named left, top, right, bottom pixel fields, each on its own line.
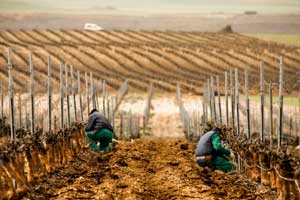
left=211, top=134, right=230, bottom=156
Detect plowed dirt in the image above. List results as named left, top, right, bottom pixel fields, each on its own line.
left=22, top=95, right=276, bottom=200
left=23, top=139, right=276, bottom=200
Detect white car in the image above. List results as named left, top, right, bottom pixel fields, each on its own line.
left=84, top=23, right=103, bottom=31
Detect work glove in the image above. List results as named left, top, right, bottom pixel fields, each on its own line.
left=230, top=151, right=235, bottom=159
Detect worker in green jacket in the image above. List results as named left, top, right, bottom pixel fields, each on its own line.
left=85, top=109, right=114, bottom=152
left=195, top=128, right=235, bottom=172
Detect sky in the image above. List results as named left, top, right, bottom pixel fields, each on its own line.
left=1, top=0, right=300, bottom=14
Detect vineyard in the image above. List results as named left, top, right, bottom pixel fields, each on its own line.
left=1, top=30, right=300, bottom=200
left=0, top=30, right=299, bottom=94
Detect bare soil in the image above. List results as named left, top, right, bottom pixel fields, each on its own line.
left=22, top=139, right=276, bottom=200
left=22, top=95, right=276, bottom=200
left=0, top=13, right=300, bottom=34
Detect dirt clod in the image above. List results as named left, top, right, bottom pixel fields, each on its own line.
left=180, top=143, right=189, bottom=150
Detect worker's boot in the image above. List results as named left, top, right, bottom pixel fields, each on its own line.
left=203, top=166, right=213, bottom=173
left=110, top=139, right=119, bottom=151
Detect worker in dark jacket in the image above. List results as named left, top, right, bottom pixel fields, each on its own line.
left=195, top=128, right=235, bottom=172
left=85, top=109, right=114, bottom=152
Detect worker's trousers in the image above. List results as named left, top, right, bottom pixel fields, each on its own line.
left=197, top=156, right=235, bottom=172
left=86, top=129, right=113, bottom=152
left=212, top=156, right=235, bottom=172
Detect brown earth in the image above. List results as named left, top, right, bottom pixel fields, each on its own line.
left=0, top=13, right=300, bottom=34
left=22, top=139, right=276, bottom=200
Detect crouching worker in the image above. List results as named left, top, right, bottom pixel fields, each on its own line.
left=195, top=128, right=235, bottom=172
left=85, top=109, right=114, bottom=152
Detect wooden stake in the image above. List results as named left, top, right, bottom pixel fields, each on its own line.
left=207, top=79, right=213, bottom=121
left=29, top=51, right=35, bottom=135
left=54, top=116, right=57, bottom=132
left=269, top=82, right=273, bottom=147
left=111, top=96, right=115, bottom=128
left=102, top=80, right=106, bottom=115
left=107, top=95, right=110, bottom=120
left=211, top=76, right=217, bottom=123
left=245, top=69, right=250, bottom=139
left=225, top=71, right=229, bottom=126
left=71, top=65, right=77, bottom=122
left=120, top=112, right=124, bottom=139
left=97, top=79, right=102, bottom=111
left=25, top=103, right=29, bottom=130
left=298, top=68, right=300, bottom=142
left=230, top=69, right=235, bottom=128
left=278, top=57, right=284, bottom=149
left=144, top=82, right=154, bottom=128
left=95, top=79, right=99, bottom=110
left=90, top=72, right=96, bottom=109
left=65, top=64, right=70, bottom=128
left=260, top=62, right=265, bottom=144
left=235, top=68, right=240, bottom=135
left=128, top=111, right=132, bottom=138
left=78, top=70, right=83, bottom=122
left=59, top=63, right=64, bottom=129
left=48, top=55, right=52, bottom=132
left=201, top=86, right=206, bottom=125
left=8, top=48, right=15, bottom=141
left=42, top=114, right=45, bottom=135
left=202, top=89, right=207, bottom=126
left=18, top=93, right=22, bottom=129
left=289, top=116, right=292, bottom=137
left=85, top=72, right=90, bottom=115
left=0, top=81, right=3, bottom=118
left=217, top=75, right=222, bottom=125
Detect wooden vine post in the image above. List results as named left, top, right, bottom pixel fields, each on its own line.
left=245, top=69, right=250, bottom=139
left=207, top=79, right=213, bottom=121
left=48, top=55, right=52, bottom=132
left=202, top=85, right=208, bottom=125
left=107, top=96, right=110, bottom=120
left=235, top=68, right=240, bottom=134
left=230, top=69, right=235, bottom=128
left=78, top=70, right=83, bottom=122
left=260, top=62, right=265, bottom=143
left=85, top=72, right=89, bottom=115
left=90, top=72, right=96, bottom=109
left=29, top=51, right=35, bottom=135
left=111, top=96, right=115, bottom=128
left=298, top=68, right=300, bottom=142
left=278, top=57, right=284, bottom=149
left=102, top=80, right=106, bottom=116
left=144, top=82, right=154, bottom=131
left=269, top=82, right=273, bottom=147
left=59, top=63, right=64, bottom=129
left=95, top=79, right=99, bottom=110
left=71, top=65, right=77, bottom=122
left=217, top=76, right=222, bottom=125
left=8, top=48, right=15, bottom=141
left=65, top=64, right=71, bottom=128
left=128, top=110, right=132, bottom=138
left=225, top=71, right=229, bottom=126
left=211, top=76, right=217, bottom=123
left=18, top=94, right=22, bottom=129
left=25, top=101, right=29, bottom=130
left=0, top=81, right=3, bottom=118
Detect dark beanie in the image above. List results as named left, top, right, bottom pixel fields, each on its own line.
left=212, top=127, right=221, bottom=134
left=89, top=108, right=98, bottom=115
